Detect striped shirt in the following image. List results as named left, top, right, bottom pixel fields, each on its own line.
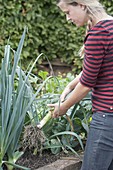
left=80, top=20, right=113, bottom=113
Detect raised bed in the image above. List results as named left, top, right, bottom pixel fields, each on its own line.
left=37, top=156, right=82, bottom=170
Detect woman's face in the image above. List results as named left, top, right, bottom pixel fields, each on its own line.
left=58, top=1, right=88, bottom=27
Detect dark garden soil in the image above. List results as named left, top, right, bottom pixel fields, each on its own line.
left=16, top=149, right=76, bottom=170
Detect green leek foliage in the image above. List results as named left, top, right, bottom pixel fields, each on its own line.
left=0, top=28, right=31, bottom=170
left=0, top=28, right=52, bottom=170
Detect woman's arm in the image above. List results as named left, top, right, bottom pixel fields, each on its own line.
left=48, top=81, right=91, bottom=118
left=60, top=71, right=82, bottom=102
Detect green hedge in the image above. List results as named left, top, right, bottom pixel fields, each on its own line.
left=0, top=0, right=113, bottom=73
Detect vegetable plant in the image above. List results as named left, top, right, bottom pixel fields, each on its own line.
left=0, top=28, right=30, bottom=170
left=23, top=71, right=92, bottom=156
left=0, top=29, right=52, bottom=169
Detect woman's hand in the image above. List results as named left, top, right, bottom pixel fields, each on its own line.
left=47, top=102, right=68, bottom=118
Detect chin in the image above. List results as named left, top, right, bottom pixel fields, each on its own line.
left=76, top=23, right=82, bottom=27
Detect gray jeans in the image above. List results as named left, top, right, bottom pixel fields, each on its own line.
left=81, top=112, right=113, bottom=170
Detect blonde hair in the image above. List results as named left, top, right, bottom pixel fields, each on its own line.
left=57, top=0, right=105, bottom=57
left=58, top=0, right=104, bottom=12
left=79, top=19, right=93, bottom=58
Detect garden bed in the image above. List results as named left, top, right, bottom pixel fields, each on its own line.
left=17, top=150, right=83, bottom=170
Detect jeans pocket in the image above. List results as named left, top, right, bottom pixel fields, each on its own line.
left=90, top=112, right=106, bottom=128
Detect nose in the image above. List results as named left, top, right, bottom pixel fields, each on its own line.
left=66, top=14, right=71, bottom=21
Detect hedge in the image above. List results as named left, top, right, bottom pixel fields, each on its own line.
left=0, top=0, right=113, bottom=73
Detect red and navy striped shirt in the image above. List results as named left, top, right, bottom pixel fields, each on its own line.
left=80, top=20, right=113, bottom=113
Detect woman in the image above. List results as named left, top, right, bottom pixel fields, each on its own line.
left=48, top=0, right=113, bottom=169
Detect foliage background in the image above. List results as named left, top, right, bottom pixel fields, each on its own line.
left=0, top=0, right=113, bottom=73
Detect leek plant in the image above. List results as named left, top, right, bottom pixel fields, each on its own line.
left=0, top=28, right=52, bottom=169
left=0, top=28, right=30, bottom=170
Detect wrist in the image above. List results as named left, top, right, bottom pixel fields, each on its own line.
left=60, top=102, right=69, bottom=113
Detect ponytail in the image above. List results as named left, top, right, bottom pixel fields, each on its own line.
left=79, top=19, right=92, bottom=58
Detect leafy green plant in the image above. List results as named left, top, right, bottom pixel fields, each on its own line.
left=44, top=96, right=92, bottom=154
left=43, top=96, right=92, bottom=155
left=25, top=71, right=92, bottom=155
left=0, top=29, right=53, bottom=169
left=0, top=28, right=31, bottom=170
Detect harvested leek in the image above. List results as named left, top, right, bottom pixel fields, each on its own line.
left=37, top=111, right=52, bottom=129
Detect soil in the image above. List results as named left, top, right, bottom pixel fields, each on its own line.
left=16, top=149, right=75, bottom=170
